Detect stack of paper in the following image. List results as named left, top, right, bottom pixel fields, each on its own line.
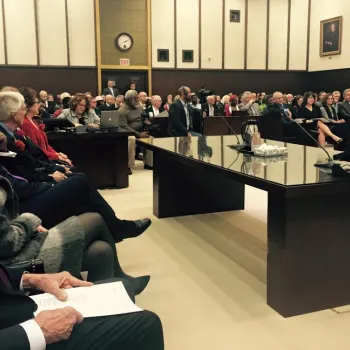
left=30, top=281, right=143, bottom=318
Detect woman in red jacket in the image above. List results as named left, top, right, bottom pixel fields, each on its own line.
left=19, top=87, right=72, bottom=166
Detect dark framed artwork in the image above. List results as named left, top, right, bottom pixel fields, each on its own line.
left=157, top=49, right=169, bottom=62
left=182, top=50, right=194, bottom=63
left=230, top=10, right=241, bottom=23
left=320, top=16, right=342, bottom=56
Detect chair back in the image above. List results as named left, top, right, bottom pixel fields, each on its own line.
left=259, top=113, right=284, bottom=141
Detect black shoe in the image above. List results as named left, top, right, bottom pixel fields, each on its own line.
left=135, top=154, right=143, bottom=161
left=121, top=218, right=152, bottom=239
left=144, top=164, right=153, bottom=170
left=128, top=168, right=132, bottom=175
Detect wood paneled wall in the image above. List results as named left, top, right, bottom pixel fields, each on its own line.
left=151, top=0, right=309, bottom=71
left=0, top=0, right=96, bottom=67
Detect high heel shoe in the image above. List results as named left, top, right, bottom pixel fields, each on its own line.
left=336, top=138, right=343, bottom=144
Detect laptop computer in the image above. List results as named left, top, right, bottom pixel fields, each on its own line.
left=100, top=110, right=120, bottom=130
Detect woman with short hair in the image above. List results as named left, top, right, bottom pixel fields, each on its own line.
left=58, top=93, right=100, bottom=128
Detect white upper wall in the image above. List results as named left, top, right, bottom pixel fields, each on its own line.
left=309, top=0, right=350, bottom=71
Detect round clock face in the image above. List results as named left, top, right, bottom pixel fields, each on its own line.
left=115, top=33, right=133, bottom=52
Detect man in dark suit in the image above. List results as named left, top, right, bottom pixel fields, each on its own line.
left=338, top=88, right=350, bottom=120
left=202, top=95, right=219, bottom=117
left=168, top=86, right=200, bottom=137
left=39, top=90, right=55, bottom=115
left=0, top=265, right=164, bottom=349
left=102, top=81, right=119, bottom=98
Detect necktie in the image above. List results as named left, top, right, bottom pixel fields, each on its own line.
left=0, top=266, right=13, bottom=290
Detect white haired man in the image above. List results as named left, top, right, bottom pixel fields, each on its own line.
left=202, top=95, right=218, bottom=118
left=238, top=91, right=261, bottom=116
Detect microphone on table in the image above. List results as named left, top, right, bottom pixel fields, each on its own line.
left=217, top=114, right=241, bottom=145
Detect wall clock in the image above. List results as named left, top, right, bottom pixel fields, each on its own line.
left=115, top=32, right=134, bottom=52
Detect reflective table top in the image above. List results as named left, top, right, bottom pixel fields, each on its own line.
left=139, top=135, right=350, bottom=187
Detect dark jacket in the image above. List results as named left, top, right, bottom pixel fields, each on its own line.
left=145, top=105, right=165, bottom=119
left=168, top=99, right=194, bottom=136
left=0, top=264, right=37, bottom=350
left=102, top=87, right=119, bottom=97
left=338, top=102, right=350, bottom=120
left=0, top=125, right=62, bottom=183
left=43, top=101, right=55, bottom=115
left=202, top=103, right=219, bottom=117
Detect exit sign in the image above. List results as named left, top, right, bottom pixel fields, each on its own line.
left=120, top=58, right=130, bottom=66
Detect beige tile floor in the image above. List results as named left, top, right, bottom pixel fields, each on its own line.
left=100, top=165, right=350, bottom=350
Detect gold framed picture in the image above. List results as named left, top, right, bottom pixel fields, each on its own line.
left=320, top=16, right=342, bottom=56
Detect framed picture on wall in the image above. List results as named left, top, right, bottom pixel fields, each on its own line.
left=320, top=16, right=342, bottom=56
left=157, top=49, right=169, bottom=62
left=182, top=50, right=194, bottom=63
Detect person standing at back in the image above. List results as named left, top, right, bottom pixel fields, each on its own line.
left=103, top=80, right=119, bottom=98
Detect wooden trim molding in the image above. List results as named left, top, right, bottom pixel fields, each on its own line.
left=101, top=65, right=149, bottom=70
left=33, top=0, right=40, bottom=65
left=147, top=0, right=152, bottom=95
left=174, top=0, right=177, bottom=68
left=266, top=0, right=270, bottom=70
left=1, top=0, right=7, bottom=64
left=221, top=0, right=225, bottom=69
left=94, top=0, right=101, bottom=94
left=286, top=0, right=291, bottom=70
left=64, top=0, right=70, bottom=66
left=244, top=0, right=248, bottom=70
left=306, top=0, right=311, bottom=71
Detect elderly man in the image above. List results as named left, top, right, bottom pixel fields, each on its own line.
left=39, top=90, right=55, bottom=114
left=116, top=95, right=124, bottom=109
left=145, top=95, right=164, bottom=118
left=268, top=91, right=293, bottom=123
left=100, top=94, right=116, bottom=111
left=102, top=80, right=119, bottom=97
left=202, top=95, right=218, bottom=117
left=286, top=94, right=294, bottom=105
left=338, top=88, right=350, bottom=121
left=0, top=266, right=164, bottom=350
left=139, top=91, right=151, bottom=110
left=238, top=91, right=261, bottom=116
left=118, top=90, right=149, bottom=174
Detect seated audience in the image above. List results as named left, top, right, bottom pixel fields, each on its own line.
left=100, top=94, right=117, bottom=111
left=163, top=94, right=173, bottom=111
left=0, top=175, right=149, bottom=286
left=257, top=92, right=266, bottom=105
left=292, top=95, right=303, bottom=117
left=116, top=95, right=125, bottom=109
left=190, top=95, right=202, bottom=111
left=55, top=94, right=62, bottom=110
left=228, top=95, right=240, bottom=114
left=338, top=88, right=350, bottom=121
left=58, top=93, right=100, bottom=129
left=298, top=92, right=342, bottom=146
left=315, top=91, right=327, bottom=107
left=145, top=95, right=164, bottom=119
left=168, top=86, right=201, bottom=138
left=332, top=90, right=341, bottom=113
left=139, top=91, right=151, bottom=110
left=215, top=96, right=221, bottom=105
left=238, top=91, right=261, bottom=116
left=118, top=90, right=149, bottom=173
left=0, top=91, right=152, bottom=249
left=53, top=93, right=71, bottom=118
left=89, top=96, right=101, bottom=116
left=217, top=95, right=230, bottom=116
left=259, top=94, right=273, bottom=114
left=267, top=91, right=293, bottom=123
left=286, top=94, right=294, bottom=105
left=202, top=95, right=219, bottom=117
left=103, top=80, right=119, bottom=97
left=39, top=90, right=55, bottom=114
left=19, top=87, right=72, bottom=166
left=48, top=94, right=54, bottom=102
left=0, top=266, right=164, bottom=349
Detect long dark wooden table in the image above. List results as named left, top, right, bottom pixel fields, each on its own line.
left=138, top=135, right=350, bottom=317
left=202, top=114, right=252, bottom=136
left=48, top=131, right=131, bottom=189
